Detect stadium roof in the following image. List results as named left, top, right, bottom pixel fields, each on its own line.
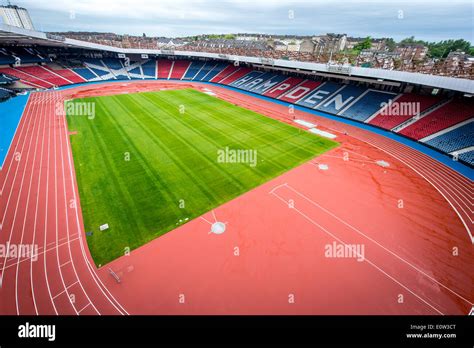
left=1, top=23, right=473, bottom=94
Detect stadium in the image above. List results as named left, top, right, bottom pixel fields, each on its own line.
left=0, top=1, right=473, bottom=320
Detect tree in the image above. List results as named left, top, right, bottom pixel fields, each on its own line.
left=353, top=36, right=372, bottom=52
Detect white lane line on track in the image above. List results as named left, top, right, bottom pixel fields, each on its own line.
left=42, top=92, right=59, bottom=315
left=276, top=183, right=473, bottom=306
left=53, top=280, right=79, bottom=300
left=15, top=92, right=45, bottom=314
left=53, top=92, right=80, bottom=315
left=361, top=137, right=473, bottom=240
left=3, top=237, right=80, bottom=271
left=30, top=93, right=48, bottom=315
left=77, top=302, right=91, bottom=314
left=270, top=189, right=444, bottom=315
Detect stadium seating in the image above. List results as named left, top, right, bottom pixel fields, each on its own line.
left=458, top=151, right=474, bottom=165
left=73, top=68, right=97, bottom=81
left=0, top=67, right=52, bottom=88
left=339, top=90, right=398, bottom=121
left=398, top=99, right=474, bottom=140
left=0, top=86, right=14, bottom=101
left=192, top=61, right=217, bottom=80
left=16, top=66, right=71, bottom=86
left=263, top=77, right=304, bottom=98
left=45, top=67, right=86, bottom=84
left=219, top=67, right=252, bottom=85
left=250, top=74, right=288, bottom=94
left=141, top=60, right=156, bottom=78
left=182, top=61, right=206, bottom=80
left=317, top=84, right=367, bottom=114
left=157, top=59, right=173, bottom=79
left=281, top=80, right=324, bottom=103
left=369, top=94, right=442, bottom=130
left=201, top=62, right=228, bottom=82
left=0, top=73, right=18, bottom=84
left=169, top=60, right=191, bottom=80
left=424, top=122, right=474, bottom=153
left=210, top=64, right=240, bottom=83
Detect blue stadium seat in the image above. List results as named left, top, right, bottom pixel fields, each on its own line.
left=458, top=151, right=474, bottom=166
left=141, top=60, right=156, bottom=78
left=316, top=84, right=366, bottom=114
left=297, top=81, right=342, bottom=108
left=230, top=71, right=266, bottom=88
left=239, top=72, right=275, bottom=91
left=73, top=68, right=97, bottom=81
left=183, top=61, right=205, bottom=79
left=201, top=62, right=228, bottom=82
left=425, top=122, right=474, bottom=153
left=193, top=62, right=217, bottom=81
left=250, top=74, right=288, bottom=94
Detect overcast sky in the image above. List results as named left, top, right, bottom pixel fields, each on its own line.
left=9, top=0, right=474, bottom=42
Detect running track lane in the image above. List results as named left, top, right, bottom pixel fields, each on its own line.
left=0, top=91, right=127, bottom=315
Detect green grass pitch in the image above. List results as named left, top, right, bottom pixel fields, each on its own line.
left=66, top=88, right=338, bottom=265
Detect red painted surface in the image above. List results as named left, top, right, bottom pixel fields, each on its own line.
left=0, top=80, right=472, bottom=315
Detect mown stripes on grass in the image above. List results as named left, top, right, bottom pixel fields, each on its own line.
left=67, top=89, right=338, bottom=265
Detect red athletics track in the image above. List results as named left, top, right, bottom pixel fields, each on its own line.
left=0, top=80, right=472, bottom=315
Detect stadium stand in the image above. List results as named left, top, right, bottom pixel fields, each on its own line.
left=210, top=64, right=240, bottom=83
left=0, top=73, right=18, bottom=84
left=193, top=61, right=217, bottom=80
left=73, top=67, right=97, bottom=81
left=398, top=99, right=474, bottom=140
left=263, top=77, right=304, bottom=98
left=141, top=60, right=156, bottom=78
left=317, top=84, right=367, bottom=114
left=201, top=62, right=228, bottom=82
left=281, top=80, right=324, bottom=103
left=182, top=61, right=206, bottom=80
left=458, top=151, right=474, bottom=165
left=16, top=66, right=71, bottom=86
left=424, top=121, right=474, bottom=153
left=0, top=86, right=13, bottom=101
left=340, top=90, right=398, bottom=121
left=0, top=67, right=52, bottom=88
left=369, top=94, right=442, bottom=130
left=250, top=74, right=288, bottom=94
left=219, top=67, right=252, bottom=85
left=45, top=67, right=86, bottom=84
left=169, top=60, right=191, bottom=79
